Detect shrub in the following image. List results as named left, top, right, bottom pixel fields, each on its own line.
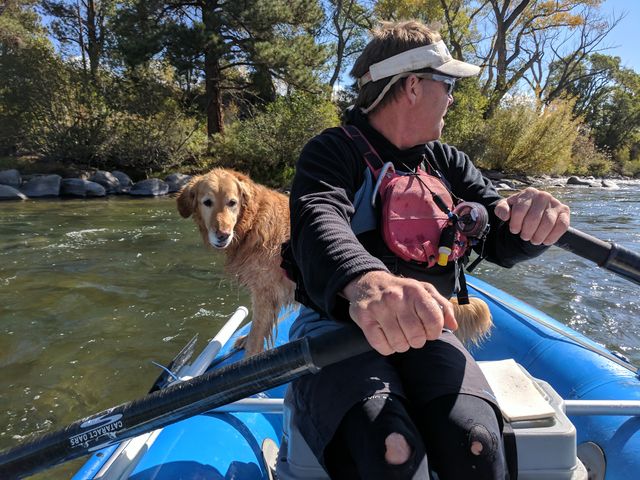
left=569, top=129, right=612, bottom=176
left=24, top=79, right=111, bottom=167
left=613, top=142, right=640, bottom=177
left=441, top=78, right=487, bottom=157
left=101, top=103, right=208, bottom=176
left=0, top=5, right=63, bottom=155
left=208, top=92, right=339, bottom=188
left=476, top=98, right=580, bottom=175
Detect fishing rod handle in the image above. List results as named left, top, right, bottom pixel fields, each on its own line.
left=557, top=227, right=640, bottom=286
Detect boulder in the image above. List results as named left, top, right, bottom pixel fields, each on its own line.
left=86, top=181, right=108, bottom=197
left=165, top=173, right=192, bottom=193
left=20, top=174, right=62, bottom=197
left=0, top=184, right=27, bottom=200
left=481, top=169, right=505, bottom=181
left=61, top=178, right=107, bottom=197
left=112, top=170, right=133, bottom=190
left=495, top=182, right=517, bottom=190
left=601, top=179, right=619, bottom=189
left=129, top=178, right=169, bottom=196
left=0, top=169, right=21, bottom=188
left=89, top=170, right=121, bottom=194
left=566, top=176, right=594, bottom=186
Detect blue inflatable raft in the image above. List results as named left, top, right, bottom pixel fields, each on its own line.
left=67, top=276, right=640, bottom=480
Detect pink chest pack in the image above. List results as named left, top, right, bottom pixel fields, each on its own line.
left=341, top=125, right=489, bottom=269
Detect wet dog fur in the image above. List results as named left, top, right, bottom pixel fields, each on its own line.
left=177, top=168, right=295, bottom=356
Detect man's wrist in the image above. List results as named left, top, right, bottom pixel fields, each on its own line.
left=342, top=270, right=389, bottom=303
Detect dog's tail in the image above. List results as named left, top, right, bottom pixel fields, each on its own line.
left=450, top=297, right=493, bottom=347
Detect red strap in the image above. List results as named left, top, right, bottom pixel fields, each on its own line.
left=340, top=125, right=386, bottom=176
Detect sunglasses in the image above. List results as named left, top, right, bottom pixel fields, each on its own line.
left=416, top=72, right=457, bottom=96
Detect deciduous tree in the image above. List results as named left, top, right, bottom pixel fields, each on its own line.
left=322, top=0, right=372, bottom=88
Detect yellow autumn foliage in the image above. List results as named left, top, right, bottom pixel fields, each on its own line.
left=476, top=98, right=581, bottom=175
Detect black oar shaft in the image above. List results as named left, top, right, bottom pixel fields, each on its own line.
left=0, top=326, right=370, bottom=479
left=557, top=227, right=640, bottom=286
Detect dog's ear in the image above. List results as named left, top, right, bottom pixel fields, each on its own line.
left=177, top=177, right=199, bottom=218
left=231, top=171, right=253, bottom=208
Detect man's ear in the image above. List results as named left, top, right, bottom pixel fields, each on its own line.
left=176, top=177, right=199, bottom=218
left=405, top=74, right=421, bottom=106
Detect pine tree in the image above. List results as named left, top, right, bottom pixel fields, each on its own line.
left=112, top=0, right=328, bottom=137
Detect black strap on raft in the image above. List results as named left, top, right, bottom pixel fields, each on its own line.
left=503, top=421, right=519, bottom=479
left=455, top=261, right=470, bottom=305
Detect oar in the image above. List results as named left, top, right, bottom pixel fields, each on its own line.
left=0, top=324, right=371, bottom=479
left=1, top=226, right=638, bottom=478
left=556, top=227, right=640, bottom=286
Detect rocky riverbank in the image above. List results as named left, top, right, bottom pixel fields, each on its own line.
left=0, top=169, right=192, bottom=200
left=0, top=167, right=633, bottom=201
left=481, top=170, right=629, bottom=191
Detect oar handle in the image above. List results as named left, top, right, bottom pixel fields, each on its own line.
left=556, top=227, right=640, bottom=286
left=0, top=324, right=370, bottom=479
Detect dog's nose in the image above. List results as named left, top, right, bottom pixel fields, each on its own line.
left=216, top=231, right=231, bottom=243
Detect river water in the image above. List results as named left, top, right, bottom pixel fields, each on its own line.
left=1, top=183, right=639, bottom=478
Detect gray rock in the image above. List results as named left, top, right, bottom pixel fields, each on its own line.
left=601, top=179, right=619, bottom=189
left=495, top=181, right=517, bottom=190
left=0, top=184, right=27, bottom=200
left=89, top=170, right=121, bottom=194
left=165, top=173, right=192, bottom=193
left=20, top=174, right=62, bottom=197
left=112, top=171, right=133, bottom=190
left=0, top=169, right=21, bottom=188
left=482, top=170, right=505, bottom=180
left=61, top=178, right=107, bottom=197
left=129, top=178, right=169, bottom=196
left=566, top=176, right=594, bottom=186
left=86, top=181, right=107, bottom=197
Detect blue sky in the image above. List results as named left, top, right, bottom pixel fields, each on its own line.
left=602, top=0, right=640, bottom=72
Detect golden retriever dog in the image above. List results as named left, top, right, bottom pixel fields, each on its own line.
left=177, top=168, right=295, bottom=356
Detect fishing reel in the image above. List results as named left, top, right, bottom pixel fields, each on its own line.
left=437, top=201, right=490, bottom=266
left=453, top=201, right=490, bottom=239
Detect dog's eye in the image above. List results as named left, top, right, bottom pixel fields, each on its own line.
left=227, top=199, right=237, bottom=207
left=203, top=199, right=213, bottom=207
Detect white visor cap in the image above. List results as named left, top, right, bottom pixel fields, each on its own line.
left=358, top=40, right=480, bottom=87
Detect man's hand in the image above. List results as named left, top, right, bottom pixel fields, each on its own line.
left=342, top=271, right=458, bottom=356
left=494, top=187, right=570, bottom=245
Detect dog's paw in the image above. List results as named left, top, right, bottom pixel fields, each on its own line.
left=233, top=334, right=248, bottom=350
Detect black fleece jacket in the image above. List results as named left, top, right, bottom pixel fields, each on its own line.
left=289, top=110, right=547, bottom=321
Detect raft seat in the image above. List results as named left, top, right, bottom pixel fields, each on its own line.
left=276, top=359, right=588, bottom=480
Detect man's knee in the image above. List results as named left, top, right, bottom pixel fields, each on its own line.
left=419, top=394, right=506, bottom=478
left=468, top=423, right=500, bottom=458
left=384, top=432, right=412, bottom=464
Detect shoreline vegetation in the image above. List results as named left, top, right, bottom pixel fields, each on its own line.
left=2, top=3, right=639, bottom=195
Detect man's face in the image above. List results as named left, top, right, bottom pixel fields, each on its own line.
left=414, top=75, right=455, bottom=143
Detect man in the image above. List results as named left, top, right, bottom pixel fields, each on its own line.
left=286, top=20, right=570, bottom=479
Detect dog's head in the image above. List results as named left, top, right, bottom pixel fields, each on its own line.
left=177, top=169, right=252, bottom=249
